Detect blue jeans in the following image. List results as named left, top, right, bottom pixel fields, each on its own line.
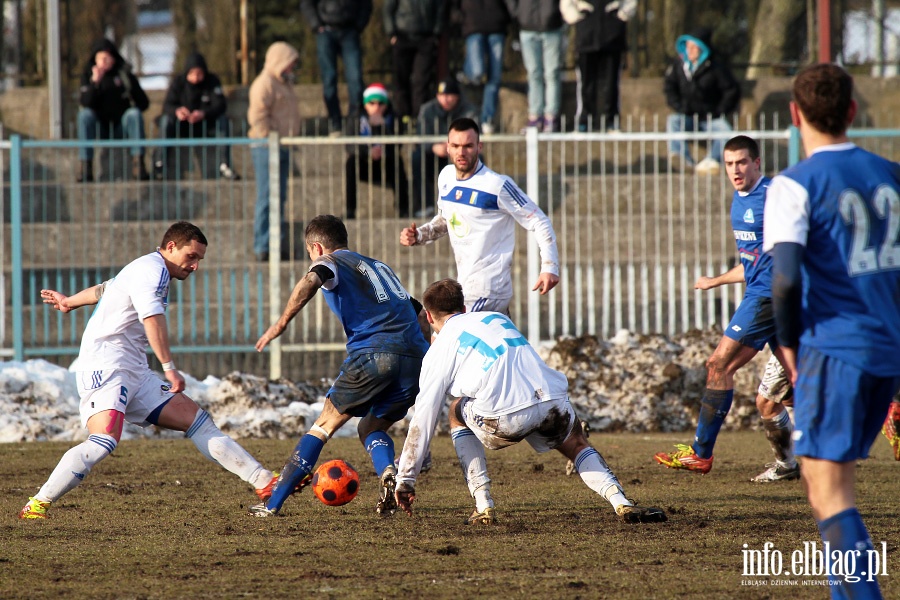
left=251, top=145, right=289, bottom=255
left=317, top=28, right=363, bottom=128
left=77, top=107, right=146, bottom=160
left=518, top=28, right=563, bottom=118
left=666, top=114, right=733, bottom=165
left=464, top=33, right=505, bottom=125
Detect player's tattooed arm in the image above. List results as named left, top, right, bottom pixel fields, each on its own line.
left=255, top=270, right=326, bottom=351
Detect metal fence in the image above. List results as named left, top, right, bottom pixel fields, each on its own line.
left=3, top=122, right=900, bottom=380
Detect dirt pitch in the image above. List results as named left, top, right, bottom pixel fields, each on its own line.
left=2, top=431, right=898, bottom=600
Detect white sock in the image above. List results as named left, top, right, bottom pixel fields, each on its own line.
left=36, top=433, right=117, bottom=502
left=451, top=426, right=493, bottom=510
left=574, top=447, right=629, bottom=509
left=185, top=410, right=272, bottom=488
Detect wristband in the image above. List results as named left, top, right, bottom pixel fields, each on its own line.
left=161, top=361, right=176, bottom=372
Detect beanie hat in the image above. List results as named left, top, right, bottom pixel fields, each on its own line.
left=437, top=77, right=461, bottom=96
left=363, top=83, right=389, bottom=104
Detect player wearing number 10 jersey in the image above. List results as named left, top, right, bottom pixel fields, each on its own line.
left=250, top=215, right=429, bottom=518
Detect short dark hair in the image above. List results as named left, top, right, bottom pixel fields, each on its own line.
left=792, top=64, right=854, bottom=137
left=723, top=135, right=760, bottom=161
left=161, top=221, right=207, bottom=249
left=423, top=279, right=465, bottom=317
left=448, top=117, right=480, bottom=140
left=305, top=214, right=348, bottom=249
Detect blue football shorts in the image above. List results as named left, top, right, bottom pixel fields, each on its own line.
left=724, top=294, right=777, bottom=351
left=328, top=352, right=422, bottom=422
left=792, top=345, right=900, bottom=462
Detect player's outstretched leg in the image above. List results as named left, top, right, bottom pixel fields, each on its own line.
left=250, top=431, right=324, bottom=517
left=752, top=405, right=799, bottom=483
left=451, top=426, right=495, bottom=524
left=363, top=428, right=399, bottom=517
left=882, top=399, right=900, bottom=461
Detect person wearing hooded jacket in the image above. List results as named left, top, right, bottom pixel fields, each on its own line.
left=247, top=42, right=301, bottom=262
left=155, top=52, right=239, bottom=181
left=77, top=38, right=150, bottom=182
left=663, top=28, right=739, bottom=174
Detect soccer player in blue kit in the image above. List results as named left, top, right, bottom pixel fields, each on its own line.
left=249, top=215, right=429, bottom=518
left=764, top=64, right=900, bottom=598
left=654, top=136, right=796, bottom=478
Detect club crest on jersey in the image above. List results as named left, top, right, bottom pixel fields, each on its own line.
left=455, top=189, right=463, bottom=200
left=743, top=209, right=755, bottom=224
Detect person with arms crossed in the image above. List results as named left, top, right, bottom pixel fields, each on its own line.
left=764, top=63, right=900, bottom=597
left=393, top=279, right=666, bottom=524
left=400, top=117, right=560, bottom=316
left=249, top=215, right=429, bottom=518
left=19, top=222, right=278, bottom=519
left=654, top=135, right=797, bottom=481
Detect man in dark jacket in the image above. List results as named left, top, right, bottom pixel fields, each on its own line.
left=571, top=0, right=635, bottom=132
left=663, top=29, right=739, bottom=174
left=300, top=0, right=373, bottom=133
left=383, top=0, right=446, bottom=120
left=155, top=52, right=239, bottom=180
left=76, top=38, right=150, bottom=182
left=456, top=0, right=510, bottom=134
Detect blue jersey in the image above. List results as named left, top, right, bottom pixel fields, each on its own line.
left=311, top=249, right=429, bottom=357
left=732, top=176, right=773, bottom=297
left=764, top=144, right=900, bottom=376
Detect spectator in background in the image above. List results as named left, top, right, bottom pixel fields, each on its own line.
left=154, top=52, right=240, bottom=181
left=568, top=0, right=636, bottom=132
left=247, top=42, right=301, bottom=262
left=345, top=83, right=411, bottom=219
left=505, top=0, right=564, bottom=132
left=76, top=38, right=150, bottom=182
left=456, top=0, right=511, bottom=134
left=383, top=0, right=447, bottom=122
left=664, top=28, right=739, bottom=175
left=413, top=77, right=477, bottom=216
left=300, top=0, right=372, bottom=134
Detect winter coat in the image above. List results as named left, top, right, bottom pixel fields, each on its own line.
left=247, top=42, right=301, bottom=139
left=504, top=0, right=563, bottom=33
left=383, top=0, right=447, bottom=38
left=663, top=29, right=739, bottom=118
left=574, top=0, right=628, bottom=53
left=456, top=0, right=511, bottom=37
left=162, top=53, right=226, bottom=122
left=299, top=0, right=373, bottom=32
left=78, top=38, right=149, bottom=124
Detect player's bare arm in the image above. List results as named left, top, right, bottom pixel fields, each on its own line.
left=143, top=313, right=185, bottom=394
left=255, top=270, right=324, bottom=351
left=695, top=264, right=745, bottom=290
left=40, top=281, right=109, bottom=313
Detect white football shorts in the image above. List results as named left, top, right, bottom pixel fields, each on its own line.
left=757, top=354, right=793, bottom=403
left=75, top=367, right=175, bottom=427
left=460, top=396, right=576, bottom=452
left=465, top=296, right=511, bottom=315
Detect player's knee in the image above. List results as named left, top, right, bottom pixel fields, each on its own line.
left=449, top=398, right=465, bottom=428
left=705, top=355, right=729, bottom=382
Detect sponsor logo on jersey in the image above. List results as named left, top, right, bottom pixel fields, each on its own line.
left=743, top=208, right=755, bottom=224
left=449, top=212, right=469, bottom=237
left=740, top=248, right=760, bottom=265
left=734, top=230, right=757, bottom=241
left=731, top=325, right=742, bottom=332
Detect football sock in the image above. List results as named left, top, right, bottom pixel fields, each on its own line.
left=574, top=447, right=628, bottom=508
left=817, top=508, right=881, bottom=598
left=36, top=433, right=117, bottom=502
left=693, top=388, right=733, bottom=459
left=451, top=426, right=492, bottom=509
left=364, top=431, right=395, bottom=478
left=185, top=409, right=272, bottom=489
left=761, top=408, right=795, bottom=466
left=268, top=434, right=325, bottom=511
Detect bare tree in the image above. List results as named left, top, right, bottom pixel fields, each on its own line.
left=746, top=0, right=805, bottom=77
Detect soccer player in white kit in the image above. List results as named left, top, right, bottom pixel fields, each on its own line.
left=19, top=222, right=277, bottom=519
left=399, top=117, right=559, bottom=315
left=393, top=279, right=666, bottom=525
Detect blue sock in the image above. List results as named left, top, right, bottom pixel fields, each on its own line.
left=817, top=508, right=882, bottom=599
left=364, top=431, right=395, bottom=478
left=692, top=388, right=733, bottom=459
left=267, top=434, right=325, bottom=511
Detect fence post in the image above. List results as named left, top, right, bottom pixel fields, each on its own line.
left=788, top=125, right=801, bottom=166
left=11, top=135, right=23, bottom=361
left=525, top=126, right=540, bottom=345
left=268, top=132, right=282, bottom=380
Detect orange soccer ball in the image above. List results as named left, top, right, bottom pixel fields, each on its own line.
left=312, top=459, right=360, bottom=506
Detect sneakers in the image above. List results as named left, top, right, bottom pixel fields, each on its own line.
left=751, top=462, right=800, bottom=483
left=219, top=163, right=241, bottom=180
left=615, top=504, right=668, bottom=524
left=882, top=400, right=900, bottom=461
left=466, top=507, right=495, bottom=525
left=520, top=117, right=542, bottom=134
left=248, top=503, right=278, bottom=518
left=19, top=497, right=51, bottom=519
left=376, top=465, right=398, bottom=517
left=694, top=157, right=721, bottom=175
left=654, top=443, right=714, bottom=474
left=255, top=471, right=312, bottom=502
left=543, top=116, right=559, bottom=133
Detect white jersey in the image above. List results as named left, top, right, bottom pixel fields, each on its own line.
left=397, top=311, right=569, bottom=485
left=78, top=251, right=170, bottom=371
left=416, top=161, right=559, bottom=300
